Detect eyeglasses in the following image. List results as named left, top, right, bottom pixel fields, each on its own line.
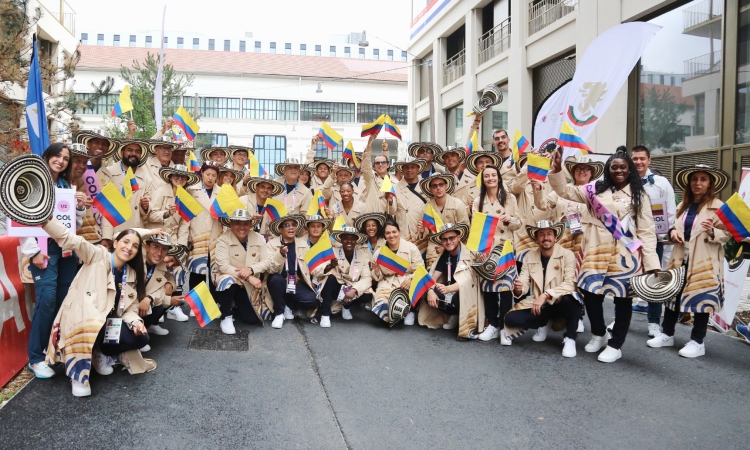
left=281, top=223, right=297, bottom=228
left=430, top=182, right=446, bottom=188
left=374, top=161, right=388, bottom=165
left=440, top=235, right=459, bottom=243
left=417, top=149, right=433, bottom=154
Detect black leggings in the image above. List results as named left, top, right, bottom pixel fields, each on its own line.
left=582, top=290, right=632, bottom=350
left=483, top=291, right=513, bottom=328
left=95, top=322, right=149, bottom=356
left=662, top=307, right=709, bottom=344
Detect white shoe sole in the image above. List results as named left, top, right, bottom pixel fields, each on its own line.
left=167, top=313, right=189, bottom=322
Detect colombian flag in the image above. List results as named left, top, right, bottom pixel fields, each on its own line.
left=514, top=130, right=529, bottom=163
left=343, top=141, right=360, bottom=170
left=467, top=212, right=501, bottom=254
left=494, top=240, right=516, bottom=277
left=716, top=193, right=750, bottom=241
left=558, top=122, right=592, bottom=154
left=173, top=106, right=200, bottom=141
left=526, top=154, right=551, bottom=182
left=332, top=215, right=346, bottom=231
left=263, top=197, right=288, bottom=221
left=361, top=114, right=385, bottom=137
left=380, top=174, right=396, bottom=196
left=318, top=122, right=343, bottom=150
left=422, top=203, right=444, bottom=233
left=383, top=115, right=402, bottom=140
left=110, top=85, right=133, bottom=117
left=93, top=182, right=132, bottom=226
left=408, top=265, right=436, bottom=307
left=376, top=246, right=409, bottom=276
left=304, top=231, right=336, bottom=273
left=306, top=190, right=328, bottom=217
left=184, top=281, right=221, bottom=327
left=210, top=185, right=245, bottom=219
left=466, top=130, right=479, bottom=155
left=174, top=185, right=203, bottom=222
left=121, top=166, right=137, bottom=201
left=187, top=150, right=201, bottom=172
left=247, top=151, right=267, bottom=177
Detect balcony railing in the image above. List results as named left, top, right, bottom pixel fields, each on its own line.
left=684, top=51, right=722, bottom=80
left=478, top=18, right=511, bottom=65
left=528, top=0, right=577, bottom=36
left=443, top=49, right=466, bottom=86
left=683, top=0, right=722, bottom=30
left=38, top=0, right=76, bottom=35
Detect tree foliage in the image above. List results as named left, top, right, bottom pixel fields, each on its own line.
left=639, top=86, right=690, bottom=153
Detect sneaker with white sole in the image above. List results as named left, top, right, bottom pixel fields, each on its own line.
left=271, top=314, right=284, bottom=329
left=167, top=307, right=189, bottom=322
left=220, top=316, right=236, bottom=335
left=584, top=334, right=609, bottom=353
left=403, top=311, right=415, bottom=326
left=499, top=329, right=512, bottom=346
left=148, top=324, right=169, bottom=336
left=443, top=315, right=459, bottom=330
left=647, top=332, right=674, bottom=348
left=283, top=306, right=294, bottom=320
left=647, top=323, right=661, bottom=338
left=532, top=323, right=549, bottom=342
left=71, top=379, right=91, bottom=397
left=320, top=316, right=331, bottom=328
left=678, top=340, right=705, bottom=358
left=342, top=308, right=353, bottom=320
left=92, top=349, right=114, bottom=376
left=140, top=344, right=151, bottom=352
left=478, top=324, right=499, bottom=341
left=28, top=361, right=55, bottom=379
left=598, top=345, right=622, bottom=363
left=577, top=319, right=584, bottom=333
left=562, top=337, right=576, bottom=358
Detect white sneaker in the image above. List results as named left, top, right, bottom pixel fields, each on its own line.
left=283, top=306, right=294, bottom=320
left=478, top=324, right=499, bottom=341
left=403, top=311, right=415, bottom=326
left=647, top=332, right=674, bottom=348
left=272, top=314, right=284, bottom=329
left=499, top=329, right=512, bottom=346
left=532, top=323, right=549, bottom=342
left=148, top=325, right=169, bottom=336
left=140, top=345, right=151, bottom=352
left=167, top=307, right=189, bottom=322
left=606, top=320, right=615, bottom=332
left=443, top=315, right=459, bottom=330
left=562, top=337, right=576, bottom=358
left=584, top=334, right=609, bottom=353
left=320, top=316, right=331, bottom=328
left=92, top=349, right=114, bottom=376
left=577, top=319, right=584, bottom=333
left=342, top=309, right=353, bottom=320
left=159, top=315, right=164, bottom=323
left=648, top=323, right=661, bottom=338
left=678, top=340, right=705, bottom=358
left=71, top=379, right=91, bottom=397
left=28, top=361, right=55, bottom=379
left=220, top=316, right=236, bottom=335
left=598, top=345, right=622, bottom=363
left=189, top=309, right=195, bottom=317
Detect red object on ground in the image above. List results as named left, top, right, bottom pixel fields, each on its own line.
left=0, top=236, right=33, bottom=388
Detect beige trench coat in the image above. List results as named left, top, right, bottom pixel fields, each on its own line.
left=142, top=156, right=172, bottom=192
left=185, top=183, right=223, bottom=275
left=420, top=194, right=470, bottom=268
left=98, top=161, right=151, bottom=240
left=146, top=183, right=189, bottom=245
left=272, top=180, right=313, bottom=216
left=144, top=261, right=175, bottom=308
left=239, top=193, right=270, bottom=237
left=395, top=178, right=429, bottom=253
left=533, top=188, right=588, bottom=266
left=261, top=236, right=319, bottom=317
left=313, top=245, right=372, bottom=311
left=370, top=238, right=423, bottom=322
left=360, top=145, right=398, bottom=215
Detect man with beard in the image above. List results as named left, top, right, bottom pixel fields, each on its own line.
left=143, top=139, right=179, bottom=192
left=492, top=129, right=518, bottom=185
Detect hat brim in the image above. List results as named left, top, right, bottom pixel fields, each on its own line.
left=305, top=217, right=333, bottom=232
left=245, top=177, right=284, bottom=197
left=331, top=229, right=367, bottom=245
left=564, top=159, right=605, bottom=181
left=220, top=216, right=261, bottom=228
left=674, top=166, right=729, bottom=194
left=407, top=142, right=444, bottom=158
left=274, top=163, right=305, bottom=177
left=354, top=212, right=386, bottom=233
left=144, top=236, right=178, bottom=253
left=219, top=168, right=244, bottom=186
left=268, top=214, right=306, bottom=237
left=115, top=140, right=150, bottom=167
left=428, top=223, right=470, bottom=246
left=393, top=159, right=427, bottom=173
left=526, top=223, right=565, bottom=242
left=227, top=146, right=255, bottom=160
left=388, top=288, right=412, bottom=326
left=419, top=174, right=456, bottom=198
left=199, top=148, right=230, bottom=163
left=471, top=244, right=506, bottom=280
left=434, top=148, right=466, bottom=166
left=158, top=166, right=201, bottom=188
left=147, top=140, right=181, bottom=155
left=67, top=145, right=90, bottom=160
left=75, top=131, right=117, bottom=158
left=0, top=155, right=55, bottom=226
left=167, top=243, right=187, bottom=258
left=630, top=266, right=686, bottom=303
left=465, top=152, right=501, bottom=175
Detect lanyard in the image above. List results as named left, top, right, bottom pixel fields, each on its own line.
left=284, top=182, right=298, bottom=210
left=367, top=240, right=375, bottom=254
left=55, top=178, right=68, bottom=189
left=112, top=254, right=128, bottom=314
left=447, top=247, right=460, bottom=284
left=337, top=247, right=357, bottom=279
left=282, top=237, right=297, bottom=275
left=145, top=264, right=155, bottom=284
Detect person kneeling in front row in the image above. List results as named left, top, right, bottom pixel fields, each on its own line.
left=139, top=235, right=180, bottom=346
left=319, top=226, right=372, bottom=321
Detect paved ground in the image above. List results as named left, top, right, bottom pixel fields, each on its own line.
left=2, top=301, right=750, bottom=449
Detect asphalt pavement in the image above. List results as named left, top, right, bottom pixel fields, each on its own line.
left=1, top=302, right=749, bottom=449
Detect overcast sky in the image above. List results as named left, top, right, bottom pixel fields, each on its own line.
left=66, top=0, right=413, bottom=49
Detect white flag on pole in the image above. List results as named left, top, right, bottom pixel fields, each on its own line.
left=533, top=81, right=569, bottom=149
left=154, top=5, right=166, bottom=126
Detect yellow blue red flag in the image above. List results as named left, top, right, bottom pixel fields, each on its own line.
left=184, top=281, right=221, bottom=327
left=93, top=182, right=132, bottom=226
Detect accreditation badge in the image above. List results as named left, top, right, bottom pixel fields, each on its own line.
left=286, top=274, right=297, bottom=294
left=568, top=212, right=582, bottom=234
left=104, top=318, right=123, bottom=344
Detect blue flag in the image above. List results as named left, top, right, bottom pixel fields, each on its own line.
left=26, top=36, right=49, bottom=157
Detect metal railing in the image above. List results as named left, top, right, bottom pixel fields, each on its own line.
left=443, top=49, right=466, bottom=86
left=684, top=51, right=722, bottom=80
left=528, top=0, right=577, bottom=36
left=478, top=18, right=511, bottom=65
left=38, top=0, right=76, bottom=35
left=683, top=0, right=722, bottom=30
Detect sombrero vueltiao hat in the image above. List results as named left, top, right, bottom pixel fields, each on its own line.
left=674, top=164, right=729, bottom=194
left=333, top=161, right=356, bottom=179
left=419, top=173, right=456, bottom=199
left=407, top=142, right=443, bottom=159
left=465, top=151, right=501, bottom=175
left=392, top=158, right=427, bottom=174
left=158, top=164, right=201, bottom=188
left=630, top=266, right=686, bottom=303
left=0, top=154, right=55, bottom=226
left=144, top=233, right=179, bottom=254
left=168, top=243, right=188, bottom=258
left=428, top=223, right=470, bottom=246
left=564, top=156, right=605, bottom=181
left=147, top=136, right=181, bottom=155
left=525, top=220, right=565, bottom=243
left=305, top=215, right=333, bottom=233
left=268, top=214, right=306, bottom=237
left=471, top=244, right=506, bottom=280
left=67, top=143, right=90, bottom=159
left=274, top=157, right=305, bottom=177
left=220, top=207, right=262, bottom=228
left=312, top=157, right=335, bottom=169
left=219, top=166, right=244, bottom=186
left=200, top=147, right=229, bottom=163
left=74, top=130, right=117, bottom=158
left=514, top=153, right=529, bottom=172
left=114, top=139, right=150, bottom=166
left=354, top=212, right=386, bottom=233
left=201, top=160, right=222, bottom=175
left=227, top=145, right=255, bottom=160
left=434, top=147, right=466, bottom=166
left=388, top=289, right=412, bottom=327
left=331, top=226, right=367, bottom=245
left=246, top=174, right=284, bottom=197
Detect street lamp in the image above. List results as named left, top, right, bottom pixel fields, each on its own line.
left=358, top=30, right=368, bottom=47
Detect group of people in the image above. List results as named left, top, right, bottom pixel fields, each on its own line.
left=15, top=112, right=735, bottom=398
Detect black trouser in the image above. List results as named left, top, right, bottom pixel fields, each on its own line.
left=320, top=276, right=367, bottom=310
left=95, top=322, right=150, bottom=356
left=434, top=289, right=460, bottom=316
left=483, top=291, right=513, bottom=328
left=268, top=274, right=330, bottom=316
left=504, top=295, right=582, bottom=339
left=662, top=307, right=709, bottom=344
left=143, top=305, right=167, bottom=328
left=582, top=290, right=631, bottom=350
left=216, top=284, right=259, bottom=324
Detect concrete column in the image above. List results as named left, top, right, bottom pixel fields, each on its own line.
left=507, top=0, right=533, bottom=137
left=433, top=38, right=446, bottom=146
left=461, top=7, right=481, bottom=140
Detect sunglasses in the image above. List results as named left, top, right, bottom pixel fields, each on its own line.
left=281, top=223, right=297, bottom=228
left=430, top=182, right=446, bottom=188
left=374, top=161, right=388, bottom=165
left=440, top=235, right=459, bottom=243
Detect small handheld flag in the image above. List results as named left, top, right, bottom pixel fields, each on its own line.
left=408, top=265, right=436, bottom=307
left=526, top=154, right=552, bottom=182
left=174, top=185, right=204, bottom=222
left=263, top=197, right=288, bottom=221
left=122, top=166, right=138, bottom=200
left=343, top=142, right=360, bottom=170
left=383, top=115, right=402, bottom=140
left=247, top=151, right=267, bottom=177
left=466, top=130, right=479, bottom=155
left=422, top=204, right=444, bottom=233
left=210, top=185, right=245, bottom=219
left=111, top=85, right=134, bottom=117
left=304, top=230, right=336, bottom=273
left=380, top=174, right=397, bottom=196
left=467, top=211, right=501, bottom=254
left=513, top=130, right=529, bottom=163
left=187, top=150, right=201, bottom=172
left=307, top=190, right=328, bottom=217
left=559, top=122, right=592, bottom=154
left=92, top=183, right=132, bottom=227
left=361, top=114, right=385, bottom=137
left=184, top=281, right=221, bottom=327
left=476, top=169, right=483, bottom=189
left=332, top=215, right=346, bottom=231
left=318, top=122, right=343, bottom=150
left=376, top=246, right=410, bottom=276
left=173, top=106, right=200, bottom=141
left=715, top=193, right=750, bottom=241
left=494, top=240, right=516, bottom=277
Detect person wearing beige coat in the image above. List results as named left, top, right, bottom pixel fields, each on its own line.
left=416, top=174, right=470, bottom=268
left=185, top=162, right=224, bottom=291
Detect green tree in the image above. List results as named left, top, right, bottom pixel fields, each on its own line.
left=639, top=86, right=690, bottom=152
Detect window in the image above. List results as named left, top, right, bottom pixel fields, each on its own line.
left=254, top=41, right=261, bottom=52
left=387, top=50, right=393, bottom=61
left=73, top=93, right=118, bottom=115
left=344, top=47, right=350, bottom=58
left=419, top=119, right=431, bottom=141
left=330, top=46, right=336, bottom=57
left=285, top=43, right=291, bottom=54
left=481, top=83, right=509, bottom=146
left=145, top=36, right=152, bottom=48
left=270, top=42, right=276, bottom=54
left=357, top=104, right=408, bottom=125
left=736, top=0, right=750, bottom=143
left=359, top=47, right=365, bottom=59
left=163, top=36, right=168, bottom=48
left=313, top=138, right=343, bottom=161
left=177, top=37, right=184, bottom=49
left=242, top=99, right=298, bottom=121
left=193, top=38, right=199, bottom=50
left=445, top=104, right=464, bottom=147
left=224, top=40, right=230, bottom=51
left=419, top=52, right=432, bottom=100
left=208, top=39, right=215, bottom=50
left=81, top=33, right=88, bottom=45
left=300, top=101, right=355, bottom=122
left=373, top=49, right=379, bottom=60
left=300, top=44, right=306, bottom=55
left=402, top=51, right=407, bottom=62
left=196, top=97, right=241, bottom=118
left=239, top=41, right=246, bottom=52
left=195, top=133, right=228, bottom=151
left=253, top=136, right=287, bottom=176
left=113, top=35, right=120, bottom=46
left=695, top=93, right=705, bottom=135
left=97, top=34, right=104, bottom=46
left=315, top=45, right=321, bottom=56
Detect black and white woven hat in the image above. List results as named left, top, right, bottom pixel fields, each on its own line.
left=630, top=267, right=686, bottom=303
left=471, top=244, right=506, bottom=281
left=0, top=154, right=55, bottom=226
left=388, top=289, right=412, bottom=327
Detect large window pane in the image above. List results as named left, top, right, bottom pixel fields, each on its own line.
left=419, top=119, right=431, bottom=141
left=242, top=99, right=298, bottom=120
left=74, top=93, right=118, bottom=115
left=445, top=104, right=464, bottom=146
left=300, top=101, right=355, bottom=122
left=638, top=0, right=722, bottom=154
left=313, top=139, right=343, bottom=161
left=197, top=97, right=241, bottom=118
left=356, top=104, right=408, bottom=125
left=253, top=135, right=287, bottom=175
left=736, top=0, right=750, bottom=143
left=481, top=83, right=509, bottom=147
left=195, top=133, right=228, bottom=151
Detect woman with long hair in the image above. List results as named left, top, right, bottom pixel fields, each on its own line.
left=647, top=165, right=730, bottom=358
left=147, top=164, right=199, bottom=241
left=186, top=161, right=223, bottom=292
left=472, top=164, right=521, bottom=344
left=549, top=151, right=659, bottom=363
left=355, top=212, right=386, bottom=258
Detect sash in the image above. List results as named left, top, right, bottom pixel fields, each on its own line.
left=583, top=182, right=642, bottom=253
